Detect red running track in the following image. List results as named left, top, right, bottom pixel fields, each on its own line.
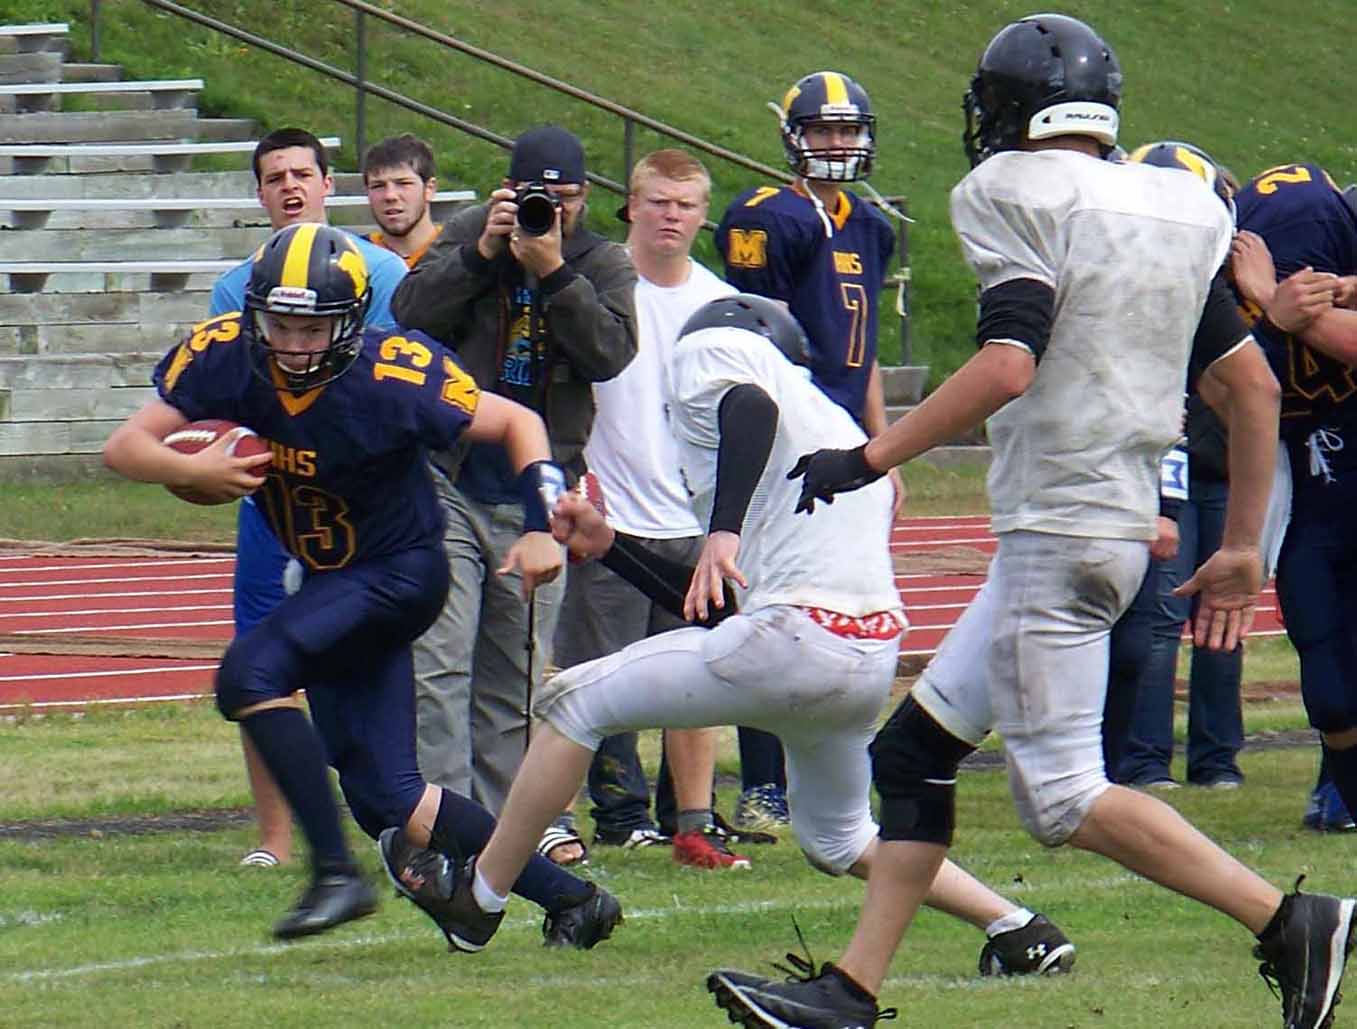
left=0, top=517, right=1282, bottom=709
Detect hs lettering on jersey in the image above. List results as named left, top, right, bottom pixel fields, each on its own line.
left=833, top=251, right=863, bottom=275
left=270, top=443, right=317, bottom=477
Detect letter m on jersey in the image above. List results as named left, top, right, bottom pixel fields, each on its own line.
left=726, top=228, right=768, bottom=269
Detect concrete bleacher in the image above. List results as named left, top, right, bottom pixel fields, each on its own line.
left=0, top=23, right=477, bottom=479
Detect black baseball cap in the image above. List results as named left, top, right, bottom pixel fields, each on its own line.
left=508, top=125, right=586, bottom=184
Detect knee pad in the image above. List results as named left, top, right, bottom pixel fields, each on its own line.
left=869, top=695, right=974, bottom=846
left=214, top=639, right=255, bottom=720
left=214, top=631, right=301, bottom=721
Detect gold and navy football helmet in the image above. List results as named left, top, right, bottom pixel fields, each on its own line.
left=777, top=71, right=876, bottom=182
left=243, top=223, right=372, bottom=391
left=1128, top=140, right=1238, bottom=223
left=962, top=14, right=1121, bottom=167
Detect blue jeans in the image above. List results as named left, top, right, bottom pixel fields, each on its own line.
left=1118, top=477, right=1244, bottom=784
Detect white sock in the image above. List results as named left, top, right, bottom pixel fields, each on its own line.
left=472, top=865, right=509, bottom=913
left=986, top=907, right=1035, bottom=938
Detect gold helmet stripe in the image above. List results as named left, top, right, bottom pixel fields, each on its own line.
left=280, top=223, right=321, bottom=289
left=822, top=72, right=849, bottom=107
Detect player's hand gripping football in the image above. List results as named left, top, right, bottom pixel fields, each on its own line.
left=788, top=443, right=885, bottom=514
left=1173, top=543, right=1263, bottom=651
left=177, top=429, right=272, bottom=503
left=684, top=531, right=746, bottom=623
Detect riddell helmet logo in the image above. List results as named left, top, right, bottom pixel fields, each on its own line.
left=1048, top=112, right=1110, bottom=123
left=267, top=285, right=318, bottom=310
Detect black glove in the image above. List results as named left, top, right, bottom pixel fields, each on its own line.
left=787, top=444, right=885, bottom=515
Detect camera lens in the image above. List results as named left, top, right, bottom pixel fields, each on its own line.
left=515, top=186, right=559, bottom=237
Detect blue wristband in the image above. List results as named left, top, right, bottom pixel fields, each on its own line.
left=519, top=460, right=566, bottom=533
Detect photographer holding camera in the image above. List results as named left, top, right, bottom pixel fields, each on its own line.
left=392, top=126, right=637, bottom=857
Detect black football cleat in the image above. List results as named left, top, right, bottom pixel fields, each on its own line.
left=978, top=912, right=1076, bottom=976
left=272, top=871, right=378, bottom=940
left=708, top=961, right=897, bottom=1028
left=542, top=882, right=624, bottom=949
left=378, top=828, right=503, bottom=953
left=1255, top=879, right=1356, bottom=1029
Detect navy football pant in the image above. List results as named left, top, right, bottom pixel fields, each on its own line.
left=1276, top=479, right=1357, bottom=736
left=218, top=545, right=448, bottom=840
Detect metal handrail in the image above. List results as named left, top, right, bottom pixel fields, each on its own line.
left=332, top=0, right=793, bottom=187
left=85, top=0, right=912, bottom=359
left=92, top=0, right=790, bottom=195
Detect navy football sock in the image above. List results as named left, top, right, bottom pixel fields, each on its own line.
left=431, top=788, right=591, bottom=911
left=240, top=707, right=352, bottom=874
left=1323, top=742, right=1357, bottom=818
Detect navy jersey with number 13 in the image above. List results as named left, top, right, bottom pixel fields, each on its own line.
left=716, top=184, right=894, bottom=421
left=154, top=315, right=480, bottom=571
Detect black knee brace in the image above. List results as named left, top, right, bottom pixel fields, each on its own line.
left=869, top=695, right=975, bottom=845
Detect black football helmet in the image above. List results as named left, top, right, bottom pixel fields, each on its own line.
left=777, top=71, right=876, bottom=182
left=1127, top=140, right=1238, bottom=221
left=243, top=223, right=372, bottom=392
left=962, top=14, right=1122, bottom=167
left=678, top=293, right=812, bottom=366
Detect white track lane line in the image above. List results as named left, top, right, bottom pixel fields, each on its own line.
left=0, top=573, right=230, bottom=589
left=0, top=665, right=217, bottom=684
left=13, top=619, right=233, bottom=635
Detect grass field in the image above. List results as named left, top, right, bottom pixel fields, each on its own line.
left=0, top=701, right=1343, bottom=1028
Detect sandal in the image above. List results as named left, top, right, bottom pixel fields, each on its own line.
left=239, top=848, right=281, bottom=868
left=537, top=817, right=588, bottom=867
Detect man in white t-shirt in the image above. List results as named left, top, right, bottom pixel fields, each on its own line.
left=552, top=149, right=745, bottom=868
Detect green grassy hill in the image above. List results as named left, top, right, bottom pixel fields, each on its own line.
left=9, top=0, right=1357, bottom=381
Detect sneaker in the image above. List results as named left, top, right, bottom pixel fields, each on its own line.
left=978, top=913, right=1076, bottom=976
left=734, top=783, right=791, bottom=833
left=272, top=870, right=377, bottom=940
left=377, top=828, right=503, bottom=952
left=1303, top=784, right=1357, bottom=833
left=1255, top=880, right=1356, bottom=1029
left=708, top=961, right=897, bottom=1028
left=542, top=883, right=624, bottom=949
left=592, top=826, right=672, bottom=849
left=674, top=827, right=752, bottom=870
left=1135, top=777, right=1182, bottom=791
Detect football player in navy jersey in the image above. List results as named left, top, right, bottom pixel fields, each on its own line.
left=717, top=71, right=895, bottom=431
left=1230, top=164, right=1357, bottom=833
left=103, top=223, right=622, bottom=950
left=716, top=69, right=899, bottom=834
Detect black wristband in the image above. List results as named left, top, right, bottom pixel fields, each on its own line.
left=518, top=460, right=566, bottom=533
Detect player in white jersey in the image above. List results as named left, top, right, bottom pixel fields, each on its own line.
left=423, top=295, right=1070, bottom=962
left=710, top=15, right=1355, bottom=1029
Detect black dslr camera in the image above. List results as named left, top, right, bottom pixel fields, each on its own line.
left=514, top=181, right=561, bottom=237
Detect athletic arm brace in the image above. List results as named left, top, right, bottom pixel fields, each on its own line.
left=710, top=383, right=778, bottom=535
left=517, top=459, right=567, bottom=532
left=601, top=533, right=737, bottom=628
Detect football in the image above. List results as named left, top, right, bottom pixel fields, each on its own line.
left=163, top=419, right=271, bottom=506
